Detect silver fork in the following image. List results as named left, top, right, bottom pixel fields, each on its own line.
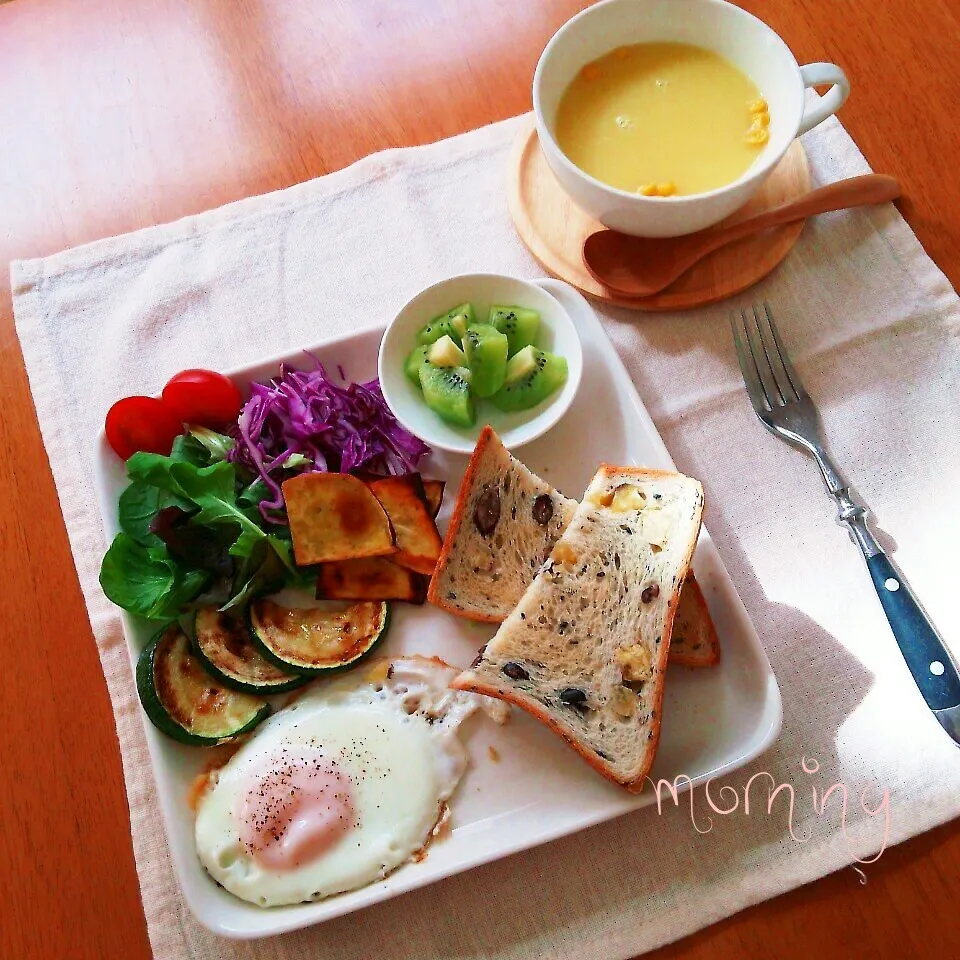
left=731, top=302, right=960, bottom=745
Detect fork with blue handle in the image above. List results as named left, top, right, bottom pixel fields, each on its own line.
left=731, top=303, right=960, bottom=745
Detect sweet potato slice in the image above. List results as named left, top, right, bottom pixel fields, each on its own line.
left=368, top=474, right=443, bottom=575
left=316, top=557, right=427, bottom=603
left=421, top=479, right=445, bottom=519
left=355, top=471, right=444, bottom=520
left=282, top=473, right=396, bottom=566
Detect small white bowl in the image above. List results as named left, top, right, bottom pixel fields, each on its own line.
left=378, top=274, right=582, bottom=455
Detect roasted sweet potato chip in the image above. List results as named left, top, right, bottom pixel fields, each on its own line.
left=352, top=470, right=381, bottom=484
left=368, top=474, right=444, bottom=576
left=355, top=471, right=444, bottom=520
left=421, top=479, right=445, bottom=519
left=282, top=473, right=396, bottom=566
left=316, top=556, right=427, bottom=604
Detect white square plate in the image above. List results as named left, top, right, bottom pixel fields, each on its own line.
left=93, top=278, right=781, bottom=939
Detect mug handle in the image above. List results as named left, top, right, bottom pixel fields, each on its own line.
left=797, top=62, right=850, bottom=135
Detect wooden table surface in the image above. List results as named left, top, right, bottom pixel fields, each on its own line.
left=2, top=1, right=958, bottom=957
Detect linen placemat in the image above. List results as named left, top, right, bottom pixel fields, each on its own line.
left=11, top=109, right=960, bottom=960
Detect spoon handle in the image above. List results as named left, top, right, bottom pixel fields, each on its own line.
left=711, top=174, right=901, bottom=247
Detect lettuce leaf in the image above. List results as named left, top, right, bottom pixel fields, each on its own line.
left=99, top=533, right=210, bottom=621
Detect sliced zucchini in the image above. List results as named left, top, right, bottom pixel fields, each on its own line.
left=193, top=607, right=309, bottom=694
left=317, top=556, right=428, bottom=603
left=136, top=624, right=271, bottom=746
left=248, top=599, right=390, bottom=675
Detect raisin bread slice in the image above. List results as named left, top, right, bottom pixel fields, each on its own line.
left=427, top=426, right=578, bottom=621
left=671, top=576, right=721, bottom=667
left=429, top=427, right=719, bottom=667
left=453, top=465, right=704, bottom=791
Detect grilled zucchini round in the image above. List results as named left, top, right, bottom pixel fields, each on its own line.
left=192, top=607, right=309, bottom=694
left=136, top=624, right=271, bottom=745
left=247, top=599, right=390, bottom=675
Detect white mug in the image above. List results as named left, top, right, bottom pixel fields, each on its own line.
left=533, top=0, right=850, bottom=237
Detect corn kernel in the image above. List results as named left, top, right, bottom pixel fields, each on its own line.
left=753, top=111, right=770, bottom=127
left=657, top=181, right=677, bottom=197
left=744, top=126, right=769, bottom=145
left=638, top=183, right=659, bottom=197
left=748, top=97, right=768, bottom=114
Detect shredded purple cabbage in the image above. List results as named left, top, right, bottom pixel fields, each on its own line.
left=228, top=359, right=430, bottom=522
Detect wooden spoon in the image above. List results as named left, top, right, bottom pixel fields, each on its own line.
left=582, top=174, right=901, bottom=298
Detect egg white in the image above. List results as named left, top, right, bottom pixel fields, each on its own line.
left=195, top=658, right=491, bottom=907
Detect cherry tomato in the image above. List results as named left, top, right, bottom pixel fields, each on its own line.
left=105, top=396, right=184, bottom=461
left=161, top=369, right=243, bottom=429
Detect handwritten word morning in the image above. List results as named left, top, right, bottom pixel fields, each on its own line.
left=647, top=756, right=890, bottom=863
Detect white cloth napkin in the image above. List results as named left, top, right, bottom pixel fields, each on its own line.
left=12, top=111, right=960, bottom=960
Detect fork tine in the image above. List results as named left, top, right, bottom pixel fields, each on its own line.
left=743, top=304, right=783, bottom=407
left=761, top=302, right=808, bottom=400
left=730, top=310, right=771, bottom=413
left=752, top=303, right=789, bottom=406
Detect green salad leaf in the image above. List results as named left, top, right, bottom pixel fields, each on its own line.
left=222, top=540, right=287, bottom=612
left=238, top=477, right=273, bottom=508
left=187, top=426, right=235, bottom=463
left=117, top=481, right=191, bottom=546
left=102, top=437, right=299, bottom=621
left=170, top=432, right=213, bottom=467
left=125, top=455, right=266, bottom=559
left=99, top=533, right=210, bottom=621
left=125, top=451, right=193, bottom=499
left=166, top=460, right=294, bottom=567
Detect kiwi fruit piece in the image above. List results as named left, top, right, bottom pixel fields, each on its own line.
left=489, top=345, right=567, bottom=413
left=419, top=362, right=475, bottom=428
left=427, top=334, right=466, bottom=367
left=462, top=324, right=509, bottom=398
left=404, top=345, right=431, bottom=386
left=447, top=303, right=475, bottom=339
left=416, top=303, right=475, bottom=347
left=488, top=306, right=540, bottom=357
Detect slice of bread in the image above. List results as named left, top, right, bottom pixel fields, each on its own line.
left=453, top=465, right=704, bottom=791
left=671, top=576, right=721, bottom=667
left=429, top=427, right=719, bottom=667
left=428, top=425, right=578, bottom=622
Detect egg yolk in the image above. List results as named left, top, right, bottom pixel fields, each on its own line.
left=236, top=748, right=355, bottom=870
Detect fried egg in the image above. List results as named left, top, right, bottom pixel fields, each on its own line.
left=194, top=656, right=506, bottom=907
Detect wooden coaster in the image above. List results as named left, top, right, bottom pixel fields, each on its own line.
left=507, top=116, right=811, bottom=311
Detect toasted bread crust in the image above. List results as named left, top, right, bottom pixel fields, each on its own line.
left=670, top=576, right=721, bottom=668
left=632, top=478, right=702, bottom=786
left=597, top=463, right=690, bottom=481
left=427, top=425, right=499, bottom=617
left=453, top=673, right=648, bottom=787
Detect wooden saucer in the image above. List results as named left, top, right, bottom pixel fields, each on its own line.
left=507, top=116, right=811, bottom=311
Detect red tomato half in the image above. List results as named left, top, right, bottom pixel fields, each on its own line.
left=105, top=396, right=184, bottom=460
left=161, top=369, right=243, bottom=429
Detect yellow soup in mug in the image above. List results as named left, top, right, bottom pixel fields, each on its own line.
left=554, top=42, right=770, bottom=197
